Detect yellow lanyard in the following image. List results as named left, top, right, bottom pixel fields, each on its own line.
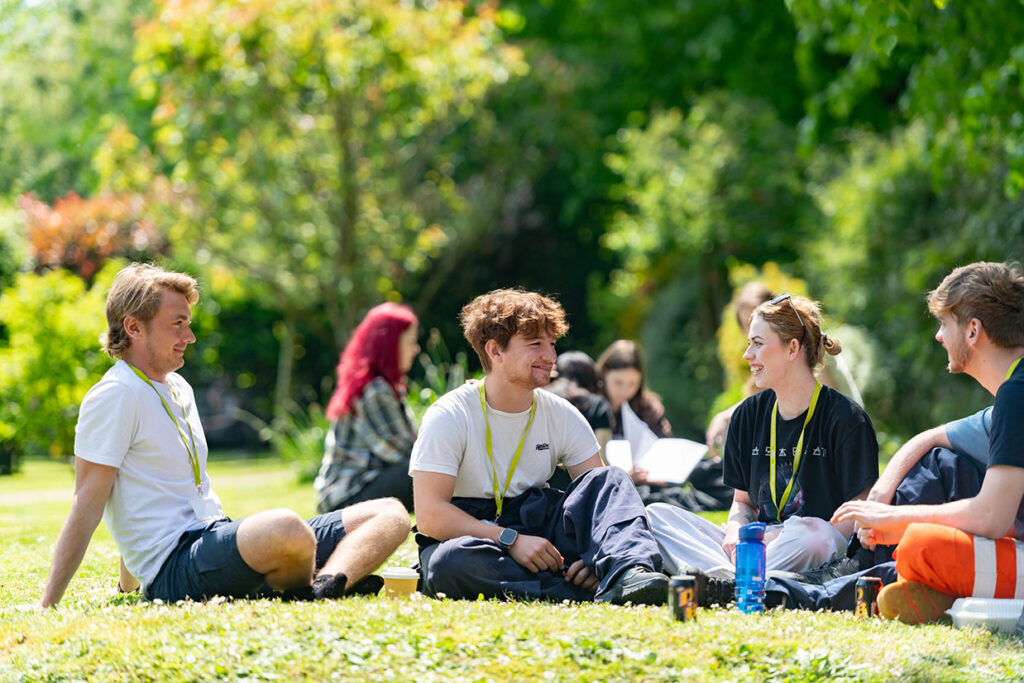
left=769, top=382, right=822, bottom=521
left=127, top=362, right=202, bottom=494
left=478, top=379, right=536, bottom=520
left=1005, top=357, right=1022, bottom=382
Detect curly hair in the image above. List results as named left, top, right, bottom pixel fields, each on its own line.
left=101, top=263, right=199, bottom=359
left=753, top=295, right=842, bottom=370
left=928, top=262, right=1024, bottom=349
left=325, top=303, right=417, bottom=419
left=459, top=289, right=568, bottom=372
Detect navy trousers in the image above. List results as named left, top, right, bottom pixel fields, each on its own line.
left=417, top=467, right=663, bottom=602
left=766, top=447, right=985, bottom=611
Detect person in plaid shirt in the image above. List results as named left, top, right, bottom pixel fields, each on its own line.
left=315, top=303, right=420, bottom=513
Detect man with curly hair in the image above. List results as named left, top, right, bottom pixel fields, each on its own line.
left=411, top=288, right=667, bottom=604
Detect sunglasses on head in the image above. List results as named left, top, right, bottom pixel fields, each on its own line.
left=769, top=293, right=806, bottom=343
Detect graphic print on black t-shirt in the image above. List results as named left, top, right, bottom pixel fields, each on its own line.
left=756, top=461, right=805, bottom=521
left=723, top=385, right=879, bottom=524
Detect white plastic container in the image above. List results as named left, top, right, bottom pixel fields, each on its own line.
left=947, top=598, right=1024, bottom=634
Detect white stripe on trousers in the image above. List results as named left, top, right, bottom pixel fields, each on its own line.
left=1016, top=541, right=1024, bottom=600
left=971, top=537, right=998, bottom=598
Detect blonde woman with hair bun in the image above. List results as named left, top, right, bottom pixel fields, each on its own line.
left=647, top=294, right=879, bottom=594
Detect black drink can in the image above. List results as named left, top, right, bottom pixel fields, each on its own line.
left=670, top=575, right=697, bottom=622
left=855, top=577, right=883, bottom=617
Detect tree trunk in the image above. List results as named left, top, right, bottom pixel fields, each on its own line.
left=273, top=313, right=298, bottom=421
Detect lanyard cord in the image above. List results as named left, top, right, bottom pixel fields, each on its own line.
left=126, top=362, right=202, bottom=493
left=478, top=379, right=536, bottom=519
left=769, top=382, right=822, bottom=521
left=1006, top=357, right=1022, bottom=382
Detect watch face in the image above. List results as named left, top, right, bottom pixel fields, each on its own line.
left=499, top=528, right=517, bottom=547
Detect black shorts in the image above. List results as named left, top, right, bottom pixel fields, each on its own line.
left=146, top=510, right=347, bottom=602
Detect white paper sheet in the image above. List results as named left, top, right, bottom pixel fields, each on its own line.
left=611, top=402, right=708, bottom=484
left=604, top=439, right=634, bottom=472
left=620, top=400, right=659, bottom=459
left=634, top=438, right=707, bottom=484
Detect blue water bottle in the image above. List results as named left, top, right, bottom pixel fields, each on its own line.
left=735, top=522, right=766, bottom=613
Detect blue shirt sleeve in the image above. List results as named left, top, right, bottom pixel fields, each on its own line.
left=944, top=406, right=992, bottom=465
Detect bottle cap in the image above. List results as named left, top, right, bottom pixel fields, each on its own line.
left=738, top=522, right=766, bottom=541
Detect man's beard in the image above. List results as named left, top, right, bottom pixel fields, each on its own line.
left=946, top=338, right=972, bottom=374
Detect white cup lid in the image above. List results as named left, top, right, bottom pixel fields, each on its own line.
left=382, top=567, right=420, bottom=579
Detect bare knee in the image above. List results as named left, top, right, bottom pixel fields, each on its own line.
left=239, top=508, right=316, bottom=567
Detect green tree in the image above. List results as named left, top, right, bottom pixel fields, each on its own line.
left=602, top=93, right=820, bottom=434
left=0, top=0, right=153, bottom=200
left=0, top=263, right=117, bottom=465
left=103, top=0, right=522, bottom=414
left=787, top=0, right=1024, bottom=194
left=804, top=123, right=1024, bottom=433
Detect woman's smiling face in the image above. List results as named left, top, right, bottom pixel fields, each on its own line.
left=743, top=314, right=795, bottom=390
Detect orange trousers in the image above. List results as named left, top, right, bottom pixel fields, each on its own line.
left=894, top=522, right=1024, bottom=598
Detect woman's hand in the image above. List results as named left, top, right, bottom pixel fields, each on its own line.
left=721, top=522, right=741, bottom=563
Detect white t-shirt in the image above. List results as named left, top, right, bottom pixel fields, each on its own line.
left=409, top=380, right=599, bottom=499
left=75, top=360, right=220, bottom=592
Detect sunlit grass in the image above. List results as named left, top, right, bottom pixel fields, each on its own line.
left=1, top=457, right=1020, bottom=682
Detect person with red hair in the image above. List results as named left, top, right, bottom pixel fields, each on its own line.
left=315, top=303, right=420, bottom=513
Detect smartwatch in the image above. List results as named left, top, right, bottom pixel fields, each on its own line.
left=498, top=527, right=518, bottom=552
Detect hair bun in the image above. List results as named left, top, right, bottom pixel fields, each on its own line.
left=822, top=333, right=843, bottom=356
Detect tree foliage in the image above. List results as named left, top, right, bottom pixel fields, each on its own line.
left=601, top=94, right=819, bottom=432
left=0, top=0, right=152, bottom=200
left=106, top=0, right=523, bottom=411
left=787, top=0, right=1024, bottom=194
left=1, top=0, right=1023, bottom=458
left=19, top=192, right=164, bottom=282
left=0, top=263, right=117, bottom=459
left=805, top=123, right=1024, bottom=432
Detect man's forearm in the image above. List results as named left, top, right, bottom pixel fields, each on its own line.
left=417, top=501, right=504, bottom=543
left=40, top=503, right=105, bottom=607
left=870, top=426, right=948, bottom=502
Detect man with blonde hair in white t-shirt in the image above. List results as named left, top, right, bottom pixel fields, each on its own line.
left=40, top=263, right=410, bottom=607
left=411, top=288, right=667, bottom=604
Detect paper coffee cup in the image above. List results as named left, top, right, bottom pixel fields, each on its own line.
left=382, top=567, right=419, bottom=598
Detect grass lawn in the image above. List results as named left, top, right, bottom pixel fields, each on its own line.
left=1, top=457, right=1021, bottom=682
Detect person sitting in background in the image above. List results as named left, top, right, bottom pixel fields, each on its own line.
left=705, top=282, right=774, bottom=457
left=596, top=339, right=671, bottom=441
left=546, top=351, right=612, bottom=453
left=315, top=303, right=421, bottom=513
left=597, top=339, right=730, bottom=511
left=544, top=351, right=613, bottom=490
left=648, top=295, right=878, bottom=586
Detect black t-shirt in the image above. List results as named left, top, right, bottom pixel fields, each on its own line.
left=569, top=393, right=612, bottom=432
left=723, top=385, right=878, bottom=523
left=988, top=359, right=1024, bottom=539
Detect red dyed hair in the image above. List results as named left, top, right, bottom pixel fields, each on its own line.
left=325, top=302, right=417, bottom=419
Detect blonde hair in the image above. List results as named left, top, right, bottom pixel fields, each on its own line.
left=101, top=263, right=199, bottom=359
left=753, top=295, right=841, bottom=369
left=459, top=289, right=568, bottom=372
